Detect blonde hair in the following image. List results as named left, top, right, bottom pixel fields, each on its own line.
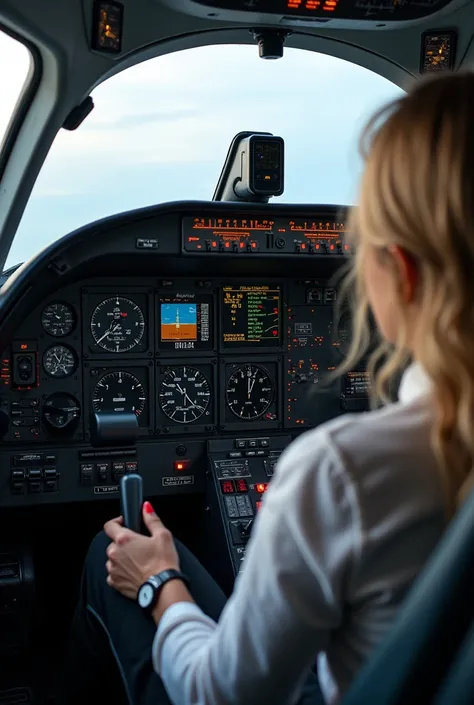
left=338, top=71, right=474, bottom=513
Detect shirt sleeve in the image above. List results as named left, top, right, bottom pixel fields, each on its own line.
left=152, top=429, right=360, bottom=705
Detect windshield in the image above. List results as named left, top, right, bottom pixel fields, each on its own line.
left=8, top=45, right=403, bottom=268
left=0, top=30, right=31, bottom=151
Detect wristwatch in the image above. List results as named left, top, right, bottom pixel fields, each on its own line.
left=137, top=569, right=190, bottom=612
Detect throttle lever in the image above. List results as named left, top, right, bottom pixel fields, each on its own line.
left=120, top=473, right=144, bottom=534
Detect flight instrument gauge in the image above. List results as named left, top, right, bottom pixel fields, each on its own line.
left=41, top=302, right=75, bottom=337
left=226, top=364, right=274, bottom=420
left=43, top=393, right=81, bottom=433
left=159, top=366, right=211, bottom=424
left=334, top=312, right=351, bottom=358
left=92, top=371, right=146, bottom=416
left=90, top=296, right=145, bottom=353
left=43, top=345, right=77, bottom=378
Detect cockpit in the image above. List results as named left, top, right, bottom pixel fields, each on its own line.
left=0, top=1, right=473, bottom=703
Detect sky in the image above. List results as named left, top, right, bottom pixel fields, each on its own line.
left=0, top=31, right=404, bottom=269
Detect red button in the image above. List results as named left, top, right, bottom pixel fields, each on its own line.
left=221, top=480, right=234, bottom=494
left=256, top=501, right=263, bottom=511
left=256, top=483, right=268, bottom=494
left=174, top=459, right=190, bottom=471
left=235, top=479, right=248, bottom=493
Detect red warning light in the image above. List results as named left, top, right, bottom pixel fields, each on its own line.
left=221, top=480, right=234, bottom=494
left=174, top=459, right=190, bottom=472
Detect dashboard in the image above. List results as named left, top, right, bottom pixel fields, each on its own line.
left=0, top=201, right=369, bottom=570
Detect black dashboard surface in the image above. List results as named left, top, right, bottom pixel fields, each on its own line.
left=0, top=201, right=369, bottom=508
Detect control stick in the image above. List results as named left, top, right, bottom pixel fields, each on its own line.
left=120, top=473, right=143, bottom=534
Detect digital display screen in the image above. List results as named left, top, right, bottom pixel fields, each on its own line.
left=159, top=294, right=213, bottom=351
left=161, top=304, right=197, bottom=341
left=253, top=141, right=281, bottom=171
left=421, top=31, right=456, bottom=73
left=222, top=285, right=281, bottom=347
left=343, top=371, right=370, bottom=399
left=92, top=1, right=123, bottom=53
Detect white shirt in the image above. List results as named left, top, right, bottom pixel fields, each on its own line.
left=152, top=363, right=447, bottom=705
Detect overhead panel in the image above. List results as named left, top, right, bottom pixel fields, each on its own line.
left=159, top=0, right=463, bottom=26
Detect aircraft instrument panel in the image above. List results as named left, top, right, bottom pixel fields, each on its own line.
left=0, top=202, right=370, bottom=509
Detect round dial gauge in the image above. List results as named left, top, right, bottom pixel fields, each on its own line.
left=334, top=312, right=351, bottom=358
left=43, top=393, right=80, bottom=432
left=226, top=364, right=274, bottom=420
left=43, top=345, right=77, bottom=378
left=159, top=366, right=211, bottom=424
left=92, top=371, right=146, bottom=417
left=41, top=302, right=75, bottom=337
left=90, top=297, right=145, bottom=353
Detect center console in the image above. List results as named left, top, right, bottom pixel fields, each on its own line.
left=208, top=435, right=289, bottom=574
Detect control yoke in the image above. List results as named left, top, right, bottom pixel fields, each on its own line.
left=120, top=473, right=144, bottom=534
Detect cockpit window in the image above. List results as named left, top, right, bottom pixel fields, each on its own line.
left=0, top=30, right=31, bottom=153
left=9, top=45, right=403, bottom=268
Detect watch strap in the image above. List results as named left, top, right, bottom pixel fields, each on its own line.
left=148, top=568, right=190, bottom=591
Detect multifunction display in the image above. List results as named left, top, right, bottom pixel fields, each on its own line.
left=158, top=293, right=213, bottom=351
left=222, top=286, right=281, bottom=347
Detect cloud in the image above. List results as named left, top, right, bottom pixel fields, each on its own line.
left=0, top=37, right=403, bottom=267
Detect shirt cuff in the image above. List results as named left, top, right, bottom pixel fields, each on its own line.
left=152, top=601, right=217, bottom=675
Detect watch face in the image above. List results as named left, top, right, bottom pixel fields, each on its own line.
left=138, top=583, right=155, bottom=609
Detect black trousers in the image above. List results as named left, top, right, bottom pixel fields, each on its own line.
left=63, top=531, right=325, bottom=705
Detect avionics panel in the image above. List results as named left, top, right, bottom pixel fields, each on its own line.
left=157, top=291, right=215, bottom=353
left=174, top=0, right=453, bottom=23
left=221, top=285, right=283, bottom=353
left=182, top=215, right=350, bottom=256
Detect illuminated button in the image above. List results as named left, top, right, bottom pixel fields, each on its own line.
left=256, top=483, right=269, bottom=494
left=221, top=480, right=235, bottom=494
left=235, top=479, right=248, bottom=493
left=174, top=459, right=190, bottom=472
left=256, top=501, right=263, bottom=511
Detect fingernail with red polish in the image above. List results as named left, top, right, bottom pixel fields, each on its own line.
left=144, top=501, right=154, bottom=514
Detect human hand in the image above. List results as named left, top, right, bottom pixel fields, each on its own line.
left=104, top=501, right=180, bottom=600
